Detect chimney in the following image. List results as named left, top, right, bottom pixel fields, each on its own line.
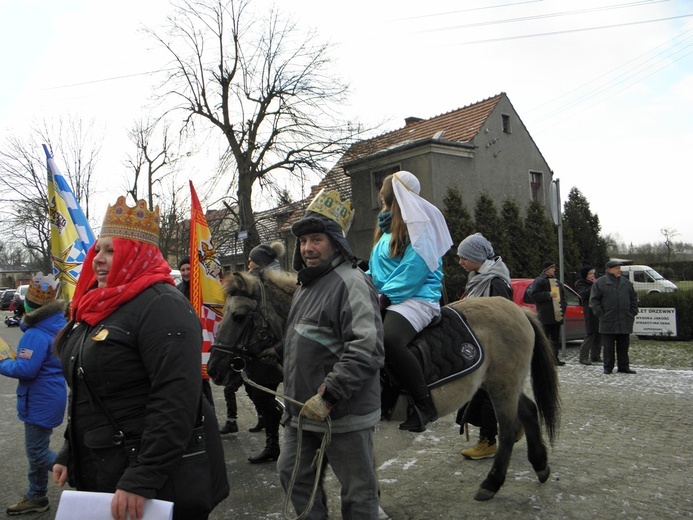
left=404, top=116, right=423, bottom=126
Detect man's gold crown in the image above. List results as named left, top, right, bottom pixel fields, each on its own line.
left=26, top=272, right=59, bottom=306
left=306, top=189, right=355, bottom=235
left=100, top=196, right=160, bottom=246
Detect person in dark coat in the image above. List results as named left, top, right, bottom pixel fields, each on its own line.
left=575, top=265, right=602, bottom=364
left=526, top=261, right=567, bottom=366
left=454, top=233, right=513, bottom=460
left=52, top=197, right=226, bottom=520
left=1, top=273, right=67, bottom=516
left=589, top=260, right=639, bottom=374
left=243, top=241, right=286, bottom=463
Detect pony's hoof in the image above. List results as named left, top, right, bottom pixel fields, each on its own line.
left=536, top=465, right=551, bottom=483
left=474, top=487, right=496, bottom=501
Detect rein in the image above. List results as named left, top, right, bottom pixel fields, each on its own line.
left=240, top=370, right=331, bottom=520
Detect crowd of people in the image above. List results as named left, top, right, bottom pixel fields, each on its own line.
left=0, top=170, right=640, bottom=519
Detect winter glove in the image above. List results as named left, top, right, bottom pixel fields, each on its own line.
left=378, top=294, right=391, bottom=312
left=300, top=393, right=333, bottom=422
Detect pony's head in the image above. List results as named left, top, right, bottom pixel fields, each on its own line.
left=207, top=269, right=296, bottom=385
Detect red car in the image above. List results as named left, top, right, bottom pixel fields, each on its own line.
left=510, top=279, right=586, bottom=341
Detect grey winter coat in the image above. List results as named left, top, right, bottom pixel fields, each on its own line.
left=589, top=273, right=639, bottom=334
left=282, top=255, right=385, bottom=434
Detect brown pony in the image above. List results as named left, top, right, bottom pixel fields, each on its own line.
left=207, top=269, right=560, bottom=502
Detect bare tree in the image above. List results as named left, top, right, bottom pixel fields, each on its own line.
left=149, top=0, right=367, bottom=255
left=0, top=118, right=100, bottom=271
left=124, top=118, right=178, bottom=211
left=661, top=228, right=679, bottom=263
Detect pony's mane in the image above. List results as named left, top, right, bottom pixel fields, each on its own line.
left=224, top=270, right=297, bottom=305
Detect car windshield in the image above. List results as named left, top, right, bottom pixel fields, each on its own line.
left=645, top=269, right=665, bottom=280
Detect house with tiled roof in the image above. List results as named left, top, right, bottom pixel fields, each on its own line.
left=283, top=92, right=554, bottom=263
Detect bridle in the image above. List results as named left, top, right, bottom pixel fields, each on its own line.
left=210, top=278, right=280, bottom=373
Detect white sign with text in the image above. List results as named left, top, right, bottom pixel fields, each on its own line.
left=633, top=308, right=677, bottom=337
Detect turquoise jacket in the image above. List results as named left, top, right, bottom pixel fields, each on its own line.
left=368, top=233, right=444, bottom=304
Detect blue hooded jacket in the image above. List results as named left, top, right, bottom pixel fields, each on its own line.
left=0, top=300, right=67, bottom=428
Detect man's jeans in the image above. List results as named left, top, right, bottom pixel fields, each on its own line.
left=24, top=422, right=56, bottom=499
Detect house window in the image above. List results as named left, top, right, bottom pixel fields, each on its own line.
left=530, top=171, right=542, bottom=201
left=502, top=114, right=511, bottom=134
left=372, top=165, right=401, bottom=208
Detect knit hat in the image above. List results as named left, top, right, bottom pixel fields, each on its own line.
left=249, top=241, right=285, bottom=268
left=457, top=233, right=494, bottom=264
left=579, top=265, right=594, bottom=279
left=541, top=261, right=556, bottom=273
left=25, top=272, right=59, bottom=307
left=178, top=257, right=190, bottom=269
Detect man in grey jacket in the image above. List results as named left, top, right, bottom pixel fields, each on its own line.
left=589, top=260, right=639, bottom=374
left=277, top=190, right=385, bottom=519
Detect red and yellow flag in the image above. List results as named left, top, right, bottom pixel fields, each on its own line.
left=189, top=181, right=226, bottom=379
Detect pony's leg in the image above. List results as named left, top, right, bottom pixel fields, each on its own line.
left=473, top=394, right=520, bottom=501
left=518, top=392, right=551, bottom=483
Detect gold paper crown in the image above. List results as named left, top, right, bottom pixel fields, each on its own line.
left=306, top=189, right=355, bottom=235
left=26, top=272, right=59, bottom=306
left=100, top=196, right=160, bottom=246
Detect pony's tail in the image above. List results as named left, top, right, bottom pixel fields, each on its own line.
left=525, top=309, right=561, bottom=444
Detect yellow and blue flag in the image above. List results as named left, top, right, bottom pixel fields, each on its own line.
left=189, top=181, right=225, bottom=379
left=44, top=144, right=95, bottom=301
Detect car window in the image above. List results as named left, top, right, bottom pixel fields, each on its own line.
left=564, top=289, right=580, bottom=306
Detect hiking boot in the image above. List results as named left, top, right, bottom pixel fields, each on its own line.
left=220, top=419, right=239, bottom=434
left=461, top=438, right=497, bottom=460
left=7, top=496, right=49, bottom=515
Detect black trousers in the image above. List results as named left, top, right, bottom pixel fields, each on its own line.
left=383, top=310, right=428, bottom=402
left=602, top=333, right=631, bottom=372
left=542, top=323, right=562, bottom=361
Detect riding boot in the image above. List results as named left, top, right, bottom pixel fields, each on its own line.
left=248, top=433, right=280, bottom=464
left=399, top=394, right=438, bottom=433
left=248, top=403, right=281, bottom=463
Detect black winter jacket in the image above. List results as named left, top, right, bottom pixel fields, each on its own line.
left=589, top=273, right=639, bottom=334
left=526, top=273, right=566, bottom=325
left=55, top=283, right=202, bottom=498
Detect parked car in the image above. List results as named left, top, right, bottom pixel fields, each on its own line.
left=510, top=279, right=586, bottom=341
left=0, top=289, right=16, bottom=310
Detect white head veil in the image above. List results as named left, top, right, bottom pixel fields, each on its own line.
left=391, top=171, right=453, bottom=271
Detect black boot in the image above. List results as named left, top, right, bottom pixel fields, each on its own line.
left=248, top=415, right=265, bottom=433
left=248, top=434, right=280, bottom=464
left=399, top=395, right=438, bottom=433
left=220, top=419, right=238, bottom=434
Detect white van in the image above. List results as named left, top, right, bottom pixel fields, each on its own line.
left=619, top=265, right=677, bottom=294
left=17, top=284, right=29, bottom=300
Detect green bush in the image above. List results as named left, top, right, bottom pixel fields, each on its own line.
left=638, top=289, right=693, bottom=341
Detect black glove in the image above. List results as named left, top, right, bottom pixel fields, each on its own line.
left=378, top=294, right=391, bottom=312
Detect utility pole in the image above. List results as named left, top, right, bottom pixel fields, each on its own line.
left=550, top=177, right=566, bottom=357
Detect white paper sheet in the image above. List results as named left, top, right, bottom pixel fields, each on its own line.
left=55, top=490, right=174, bottom=520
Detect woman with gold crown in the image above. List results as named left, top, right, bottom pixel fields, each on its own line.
left=52, top=197, right=227, bottom=520
left=368, top=171, right=453, bottom=433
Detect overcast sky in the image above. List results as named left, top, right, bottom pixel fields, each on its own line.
left=1, top=0, right=691, bottom=247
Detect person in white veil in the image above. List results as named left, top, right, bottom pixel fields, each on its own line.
left=368, top=171, right=453, bottom=432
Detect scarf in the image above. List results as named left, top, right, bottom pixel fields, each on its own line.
left=464, top=257, right=511, bottom=299
left=72, top=237, right=174, bottom=326
left=378, top=211, right=392, bottom=234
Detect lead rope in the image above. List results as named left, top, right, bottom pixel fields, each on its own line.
left=240, top=370, right=331, bottom=520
